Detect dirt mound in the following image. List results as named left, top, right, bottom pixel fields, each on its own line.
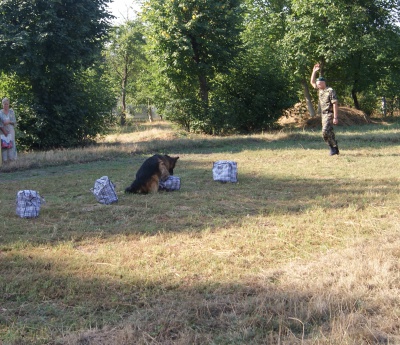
left=279, top=105, right=370, bottom=128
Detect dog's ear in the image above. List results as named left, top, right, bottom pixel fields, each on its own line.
left=172, top=157, right=179, bottom=167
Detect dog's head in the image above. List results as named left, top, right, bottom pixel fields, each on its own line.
left=163, top=155, right=179, bottom=175
left=158, top=161, right=169, bottom=181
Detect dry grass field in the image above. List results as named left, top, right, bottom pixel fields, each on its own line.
left=1, top=117, right=400, bottom=344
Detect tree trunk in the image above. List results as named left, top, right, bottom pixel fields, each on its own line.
left=120, top=57, right=129, bottom=126
left=351, top=54, right=362, bottom=110
left=351, top=88, right=360, bottom=110
left=147, top=100, right=153, bottom=122
left=302, top=79, right=315, bottom=117
left=198, top=74, right=209, bottom=105
left=381, top=97, right=387, bottom=117
left=189, top=34, right=209, bottom=107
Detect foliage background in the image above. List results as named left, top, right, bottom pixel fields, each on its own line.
left=0, top=0, right=114, bottom=149
left=0, top=0, right=399, bottom=146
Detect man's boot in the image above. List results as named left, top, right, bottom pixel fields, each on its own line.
left=329, top=145, right=339, bottom=155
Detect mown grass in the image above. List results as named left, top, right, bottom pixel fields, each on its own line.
left=1, top=119, right=400, bottom=345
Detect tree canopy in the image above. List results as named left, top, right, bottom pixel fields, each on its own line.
left=103, top=19, right=147, bottom=125
left=142, top=0, right=246, bottom=132
left=1, top=0, right=400, bottom=146
left=0, top=0, right=114, bottom=148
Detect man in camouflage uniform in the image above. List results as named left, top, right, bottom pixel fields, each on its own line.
left=310, top=63, right=339, bottom=155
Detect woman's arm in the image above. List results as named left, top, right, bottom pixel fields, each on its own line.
left=8, top=109, right=17, bottom=126
left=0, top=126, right=8, bottom=135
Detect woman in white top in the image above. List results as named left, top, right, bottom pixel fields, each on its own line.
left=0, top=97, right=17, bottom=162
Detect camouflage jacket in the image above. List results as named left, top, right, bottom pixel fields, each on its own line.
left=318, top=87, right=338, bottom=114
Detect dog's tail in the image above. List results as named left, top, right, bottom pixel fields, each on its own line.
left=125, top=180, right=140, bottom=193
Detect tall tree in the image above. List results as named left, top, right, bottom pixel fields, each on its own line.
left=143, top=0, right=243, bottom=131
left=280, top=0, right=400, bottom=113
left=104, top=19, right=147, bottom=125
left=0, top=0, right=114, bottom=148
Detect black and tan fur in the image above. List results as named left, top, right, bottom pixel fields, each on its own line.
left=125, top=154, right=179, bottom=194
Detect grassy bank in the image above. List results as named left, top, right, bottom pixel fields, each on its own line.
left=1, top=120, right=400, bottom=344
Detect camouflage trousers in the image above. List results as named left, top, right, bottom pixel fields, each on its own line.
left=321, top=112, right=337, bottom=147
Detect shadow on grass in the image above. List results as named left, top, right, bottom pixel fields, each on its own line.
left=0, top=251, right=391, bottom=344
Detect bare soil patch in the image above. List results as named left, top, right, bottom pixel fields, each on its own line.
left=279, top=104, right=370, bottom=128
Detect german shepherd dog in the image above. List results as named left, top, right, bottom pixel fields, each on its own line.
left=125, top=154, right=179, bottom=194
